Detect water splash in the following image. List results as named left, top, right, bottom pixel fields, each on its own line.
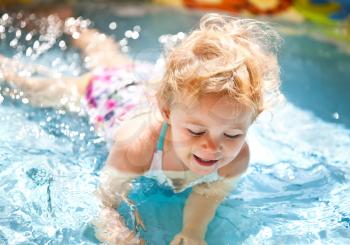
left=0, top=4, right=350, bottom=245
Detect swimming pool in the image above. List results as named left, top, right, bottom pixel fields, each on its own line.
left=0, top=2, right=349, bottom=244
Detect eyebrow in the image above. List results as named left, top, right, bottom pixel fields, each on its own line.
left=185, top=120, right=248, bottom=131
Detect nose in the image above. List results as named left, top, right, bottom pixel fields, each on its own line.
left=201, top=135, right=221, bottom=153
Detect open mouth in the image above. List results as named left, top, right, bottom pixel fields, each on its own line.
left=193, top=154, right=218, bottom=167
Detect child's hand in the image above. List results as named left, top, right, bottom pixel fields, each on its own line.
left=93, top=207, right=144, bottom=245
left=133, top=207, right=146, bottom=232
left=170, top=231, right=207, bottom=245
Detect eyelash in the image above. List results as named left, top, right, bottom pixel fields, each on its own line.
left=224, top=133, right=240, bottom=139
left=187, top=129, right=241, bottom=139
left=188, top=129, right=205, bottom=136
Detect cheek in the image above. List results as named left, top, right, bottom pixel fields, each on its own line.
left=171, top=128, right=193, bottom=148
left=223, top=138, right=245, bottom=156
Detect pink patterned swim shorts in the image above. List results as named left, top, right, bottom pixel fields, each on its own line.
left=84, top=62, right=154, bottom=143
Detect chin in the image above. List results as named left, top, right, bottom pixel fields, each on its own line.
left=192, top=168, right=215, bottom=176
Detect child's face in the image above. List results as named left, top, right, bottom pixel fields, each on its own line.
left=167, top=93, right=253, bottom=175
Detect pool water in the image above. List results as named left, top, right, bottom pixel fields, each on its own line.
left=0, top=3, right=350, bottom=245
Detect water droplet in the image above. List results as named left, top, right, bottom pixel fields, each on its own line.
left=26, top=47, right=33, bottom=57
left=125, top=30, right=133, bottom=38
left=1, top=13, right=9, bottom=22
left=119, top=38, right=128, bottom=46
left=65, top=17, right=76, bottom=26
left=33, top=40, right=40, bottom=50
left=59, top=40, right=66, bottom=50
left=84, top=56, right=91, bottom=64
left=109, top=22, right=117, bottom=30
left=25, top=32, right=32, bottom=41
left=131, top=32, right=139, bottom=40
left=72, top=32, right=80, bottom=39
left=22, top=98, right=29, bottom=104
left=158, top=34, right=167, bottom=43
left=51, top=58, right=61, bottom=67
left=177, top=31, right=185, bottom=39
left=332, top=112, right=340, bottom=120
left=80, top=19, right=91, bottom=29
left=133, top=25, right=141, bottom=32
left=9, top=38, right=18, bottom=47
left=15, top=29, right=21, bottom=38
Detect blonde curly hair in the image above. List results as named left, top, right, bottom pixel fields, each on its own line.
left=156, top=13, right=282, bottom=120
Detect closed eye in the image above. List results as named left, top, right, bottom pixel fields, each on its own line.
left=224, top=133, right=241, bottom=139
left=188, top=129, right=205, bottom=136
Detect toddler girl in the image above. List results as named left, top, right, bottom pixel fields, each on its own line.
left=0, top=12, right=281, bottom=245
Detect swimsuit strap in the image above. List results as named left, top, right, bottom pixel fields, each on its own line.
left=148, top=122, right=168, bottom=172
left=156, top=122, right=168, bottom=151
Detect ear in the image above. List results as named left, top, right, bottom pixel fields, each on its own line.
left=157, top=100, right=171, bottom=123
left=160, top=105, right=171, bottom=123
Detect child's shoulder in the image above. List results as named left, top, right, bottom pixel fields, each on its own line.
left=218, top=142, right=250, bottom=179
left=107, top=114, right=163, bottom=174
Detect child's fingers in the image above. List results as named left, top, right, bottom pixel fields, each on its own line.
left=133, top=209, right=146, bottom=231
left=125, top=197, right=146, bottom=232
left=170, top=234, right=207, bottom=245
left=169, top=235, right=183, bottom=245
left=124, top=230, right=144, bottom=245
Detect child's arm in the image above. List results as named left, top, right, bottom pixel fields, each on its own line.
left=172, top=177, right=239, bottom=245
left=93, top=164, right=145, bottom=245
left=170, top=143, right=250, bottom=245
left=93, top=122, right=159, bottom=245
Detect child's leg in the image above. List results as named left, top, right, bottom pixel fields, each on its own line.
left=0, top=6, right=131, bottom=109
left=35, top=4, right=133, bottom=69
left=0, top=54, right=91, bottom=109
left=69, top=28, right=132, bottom=69
left=24, top=5, right=131, bottom=69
